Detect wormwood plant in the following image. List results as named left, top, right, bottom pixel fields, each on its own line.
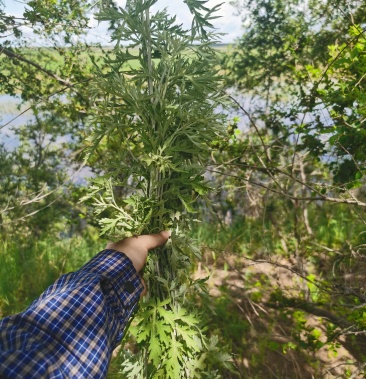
left=83, top=0, right=230, bottom=377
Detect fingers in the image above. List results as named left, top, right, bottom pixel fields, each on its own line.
left=106, top=231, right=170, bottom=272
left=132, top=231, right=171, bottom=251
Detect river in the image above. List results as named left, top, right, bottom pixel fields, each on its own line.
left=0, top=94, right=34, bottom=149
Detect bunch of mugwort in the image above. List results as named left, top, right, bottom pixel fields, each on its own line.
left=82, top=0, right=231, bottom=377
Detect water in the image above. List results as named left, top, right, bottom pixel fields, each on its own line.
left=0, top=94, right=93, bottom=184
left=0, top=94, right=34, bottom=149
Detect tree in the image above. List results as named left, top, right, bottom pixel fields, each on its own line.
left=213, top=0, right=366, bottom=374
left=225, top=0, right=366, bottom=186
left=0, top=0, right=106, bottom=239
left=301, top=25, right=366, bottom=186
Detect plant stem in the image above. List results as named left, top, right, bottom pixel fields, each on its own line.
left=144, top=5, right=155, bottom=133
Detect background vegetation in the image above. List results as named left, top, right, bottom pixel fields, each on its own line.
left=2, top=0, right=366, bottom=377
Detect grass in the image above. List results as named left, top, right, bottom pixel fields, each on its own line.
left=0, top=236, right=104, bottom=317
left=0, top=212, right=363, bottom=378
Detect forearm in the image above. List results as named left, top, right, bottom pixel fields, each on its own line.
left=0, top=249, right=143, bottom=379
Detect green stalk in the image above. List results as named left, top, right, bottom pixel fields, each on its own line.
left=144, top=3, right=155, bottom=132
left=142, top=1, right=171, bottom=304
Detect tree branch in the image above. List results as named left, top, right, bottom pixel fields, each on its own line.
left=266, top=295, right=366, bottom=361
left=267, top=296, right=352, bottom=329
left=207, top=167, right=366, bottom=207
left=1, top=46, right=73, bottom=87
left=226, top=92, right=272, bottom=163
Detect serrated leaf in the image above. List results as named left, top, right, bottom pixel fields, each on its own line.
left=135, top=323, right=150, bottom=343
left=156, top=321, right=170, bottom=346
left=149, top=330, right=162, bottom=366
left=158, top=307, right=176, bottom=328
left=174, top=307, right=199, bottom=327
left=175, top=324, right=200, bottom=351
left=165, top=335, right=183, bottom=379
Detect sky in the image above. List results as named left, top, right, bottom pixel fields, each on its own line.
left=4, top=0, right=243, bottom=44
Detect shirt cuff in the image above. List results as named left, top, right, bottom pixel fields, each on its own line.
left=79, top=249, right=144, bottom=310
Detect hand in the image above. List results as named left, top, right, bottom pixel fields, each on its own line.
left=106, top=231, right=170, bottom=272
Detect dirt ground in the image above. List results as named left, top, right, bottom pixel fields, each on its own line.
left=193, top=252, right=364, bottom=379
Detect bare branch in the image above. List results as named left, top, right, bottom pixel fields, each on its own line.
left=207, top=167, right=366, bottom=207
left=0, top=163, right=86, bottom=216
left=226, top=92, right=272, bottom=163
left=0, top=77, right=92, bottom=130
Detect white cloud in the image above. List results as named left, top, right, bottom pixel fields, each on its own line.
left=211, top=1, right=243, bottom=42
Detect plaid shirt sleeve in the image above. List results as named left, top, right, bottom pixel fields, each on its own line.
left=0, top=249, right=144, bottom=379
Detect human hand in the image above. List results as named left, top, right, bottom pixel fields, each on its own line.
left=106, top=231, right=170, bottom=297
left=106, top=231, right=170, bottom=272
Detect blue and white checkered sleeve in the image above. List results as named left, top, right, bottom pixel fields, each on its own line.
left=0, top=249, right=144, bottom=379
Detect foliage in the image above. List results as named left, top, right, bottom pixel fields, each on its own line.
left=227, top=0, right=366, bottom=91
left=191, top=203, right=366, bottom=377
left=225, top=0, right=309, bottom=96
left=0, top=0, right=109, bottom=240
left=213, top=0, right=366, bottom=376
left=301, top=25, right=366, bottom=186
left=4, top=0, right=366, bottom=377
left=81, top=0, right=231, bottom=377
left=224, top=0, right=366, bottom=188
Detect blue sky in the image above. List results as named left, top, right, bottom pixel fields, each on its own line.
left=4, top=0, right=243, bottom=44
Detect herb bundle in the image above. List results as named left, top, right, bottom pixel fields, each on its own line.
left=83, top=0, right=230, bottom=376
